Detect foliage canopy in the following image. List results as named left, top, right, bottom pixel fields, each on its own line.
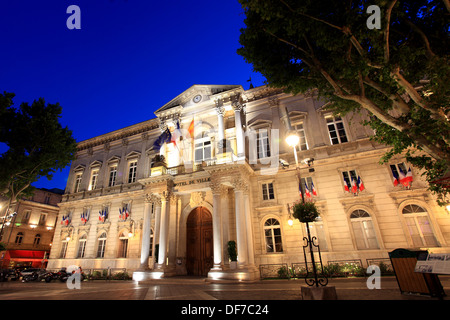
left=0, top=92, right=77, bottom=205
left=238, top=0, right=450, bottom=204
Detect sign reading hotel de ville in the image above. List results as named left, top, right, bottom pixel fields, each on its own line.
left=174, top=177, right=211, bottom=187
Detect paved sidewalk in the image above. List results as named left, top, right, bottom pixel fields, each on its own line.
left=0, top=275, right=448, bottom=301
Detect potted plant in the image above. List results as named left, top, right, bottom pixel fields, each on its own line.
left=227, top=240, right=237, bottom=269
left=292, top=200, right=320, bottom=223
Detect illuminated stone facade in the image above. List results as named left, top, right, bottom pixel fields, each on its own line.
left=47, top=84, right=450, bottom=281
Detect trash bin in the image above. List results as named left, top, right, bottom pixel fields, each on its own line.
left=389, top=248, right=445, bottom=298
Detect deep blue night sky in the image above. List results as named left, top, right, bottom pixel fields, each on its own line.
left=0, top=0, right=265, bottom=191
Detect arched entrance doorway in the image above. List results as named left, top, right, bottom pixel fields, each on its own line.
left=186, top=206, right=213, bottom=276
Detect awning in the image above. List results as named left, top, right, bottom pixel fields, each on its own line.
left=5, top=250, right=46, bottom=261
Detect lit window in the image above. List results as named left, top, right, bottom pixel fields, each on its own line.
left=97, top=232, right=107, bottom=258
left=350, top=210, right=379, bottom=249
left=264, top=218, right=283, bottom=253
left=257, top=129, right=271, bottom=159
left=88, top=169, right=99, bottom=191
left=194, top=136, right=212, bottom=162
left=326, top=116, right=348, bottom=145
left=403, top=205, right=439, bottom=247
left=293, top=122, right=308, bottom=151
left=303, top=217, right=328, bottom=251
left=262, top=183, right=275, bottom=200
left=74, top=173, right=82, bottom=193
left=77, top=234, right=87, bottom=258
left=118, top=232, right=128, bottom=258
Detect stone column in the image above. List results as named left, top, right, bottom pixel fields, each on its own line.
left=210, top=181, right=223, bottom=270
left=243, top=189, right=255, bottom=266
left=157, top=190, right=171, bottom=266
left=233, top=102, right=245, bottom=158
left=215, top=102, right=225, bottom=143
left=152, top=204, right=161, bottom=266
left=233, top=178, right=248, bottom=267
left=139, top=196, right=153, bottom=270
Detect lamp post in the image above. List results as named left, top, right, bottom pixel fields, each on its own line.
left=286, top=131, right=327, bottom=287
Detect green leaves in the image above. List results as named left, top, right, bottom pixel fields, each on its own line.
left=0, top=92, right=77, bottom=202
left=238, top=0, right=450, bottom=205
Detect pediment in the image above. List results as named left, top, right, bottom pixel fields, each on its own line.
left=73, top=164, right=86, bottom=172
left=154, top=84, right=242, bottom=116
left=107, top=156, right=121, bottom=164
left=89, top=160, right=103, bottom=168
left=126, top=151, right=141, bottom=160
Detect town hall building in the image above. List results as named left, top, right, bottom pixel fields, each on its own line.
left=47, top=84, right=450, bottom=281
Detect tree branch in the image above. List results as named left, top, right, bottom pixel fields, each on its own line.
left=404, top=19, right=436, bottom=59
left=383, top=1, right=397, bottom=63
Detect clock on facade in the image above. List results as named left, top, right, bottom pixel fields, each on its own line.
left=193, top=95, right=202, bottom=103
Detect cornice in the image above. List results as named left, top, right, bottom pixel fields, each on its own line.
left=76, top=118, right=159, bottom=152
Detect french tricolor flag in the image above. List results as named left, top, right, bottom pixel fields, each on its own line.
left=311, top=182, right=317, bottom=196
left=400, top=167, right=413, bottom=187
left=304, top=183, right=312, bottom=198
left=357, top=176, right=365, bottom=192
left=351, top=176, right=358, bottom=194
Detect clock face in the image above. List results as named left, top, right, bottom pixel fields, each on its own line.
left=193, top=95, right=202, bottom=103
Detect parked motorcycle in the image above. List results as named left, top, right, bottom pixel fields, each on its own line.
left=22, top=271, right=47, bottom=282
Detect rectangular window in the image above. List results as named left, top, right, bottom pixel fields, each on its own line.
left=257, top=129, right=271, bottom=159
left=77, top=240, right=87, bottom=258
left=128, top=161, right=137, bottom=183
left=342, top=170, right=358, bottom=190
left=38, top=213, right=47, bottom=226
left=300, top=177, right=317, bottom=197
left=262, top=182, right=275, bottom=200
left=326, top=116, right=348, bottom=145
left=97, top=239, right=106, bottom=258
left=293, top=122, right=308, bottom=151
left=194, top=138, right=212, bottom=162
left=21, top=210, right=31, bottom=223
left=108, top=165, right=117, bottom=187
left=304, top=220, right=328, bottom=251
left=118, top=238, right=128, bottom=258
left=89, top=169, right=99, bottom=191
left=74, top=173, right=82, bottom=193
left=60, top=241, right=68, bottom=258
left=390, top=162, right=408, bottom=178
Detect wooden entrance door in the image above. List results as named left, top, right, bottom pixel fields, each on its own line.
left=186, top=207, right=213, bottom=276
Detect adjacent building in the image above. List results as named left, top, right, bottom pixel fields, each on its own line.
left=46, top=84, right=450, bottom=281
left=0, top=188, right=63, bottom=269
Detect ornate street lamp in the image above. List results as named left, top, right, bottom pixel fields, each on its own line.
left=286, top=132, right=327, bottom=287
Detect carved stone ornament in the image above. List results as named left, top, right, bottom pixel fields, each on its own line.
left=145, top=193, right=162, bottom=206
left=232, top=177, right=248, bottom=192
left=190, top=191, right=206, bottom=207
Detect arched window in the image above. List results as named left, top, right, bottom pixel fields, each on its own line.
left=402, top=204, right=439, bottom=247
left=264, top=218, right=283, bottom=253
left=33, top=234, right=41, bottom=246
left=350, top=210, right=379, bottom=249
left=118, top=232, right=128, bottom=258
left=77, top=234, right=87, bottom=258
left=15, top=232, right=23, bottom=244
left=97, top=232, right=107, bottom=258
